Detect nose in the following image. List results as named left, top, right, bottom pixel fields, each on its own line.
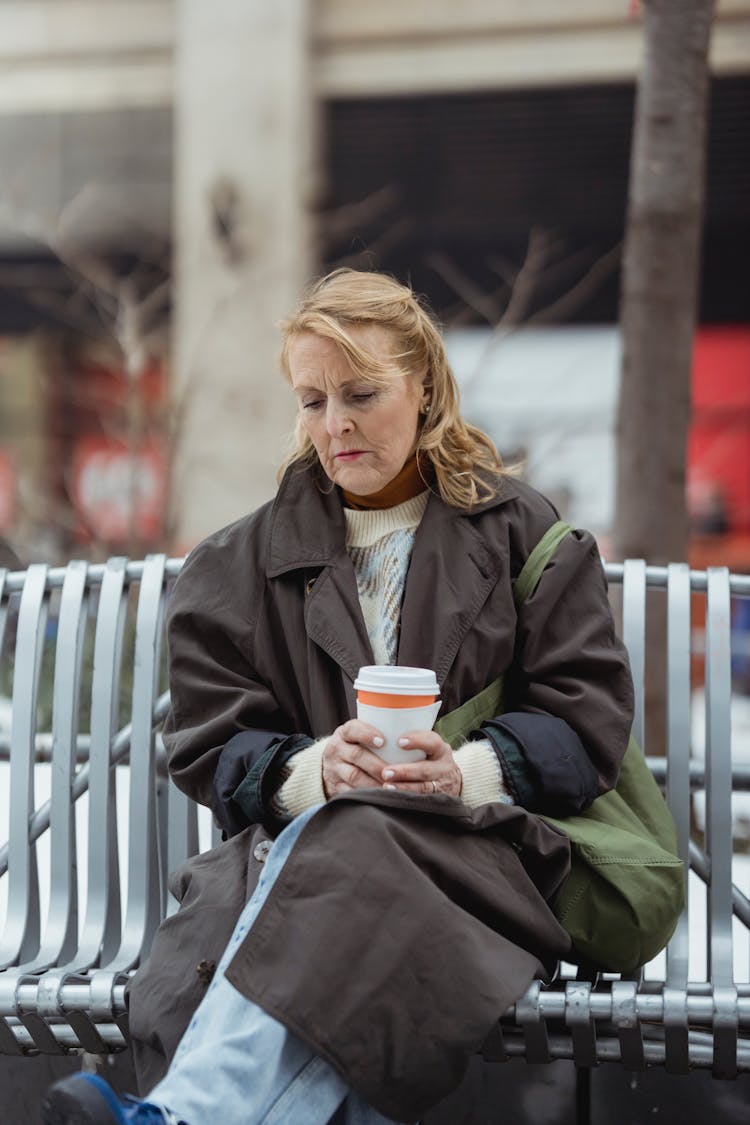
left=325, top=399, right=354, bottom=437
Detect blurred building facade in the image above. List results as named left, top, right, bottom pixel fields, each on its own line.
left=0, top=0, right=749, bottom=557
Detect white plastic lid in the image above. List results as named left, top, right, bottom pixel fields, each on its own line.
left=354, top=665, right=440, bottom=696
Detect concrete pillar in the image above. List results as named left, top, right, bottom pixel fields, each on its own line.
left=171, top=0, right=316, bottom=549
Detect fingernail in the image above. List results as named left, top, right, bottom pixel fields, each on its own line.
left=398, top=737, right=409, bottom=747
left=383, top=769, right=395, bottom=779
left=384, top=783, right=397, bottom=790
left=373, top=736, right=384, bottom=747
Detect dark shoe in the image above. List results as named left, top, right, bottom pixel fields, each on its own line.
left=41, top=1072, right=187, bottom=1124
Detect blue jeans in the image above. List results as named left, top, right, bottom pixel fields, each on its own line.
left=150, top=806, right=407, bottom=1125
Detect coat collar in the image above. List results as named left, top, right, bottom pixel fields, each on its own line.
left=267, top=464, right=348, bottom=577
left=266, top=463, right=521, bottom=688
left=266, top=463, right=520, bottom=577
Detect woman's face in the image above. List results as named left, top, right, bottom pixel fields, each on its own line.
left=288, top=325, right=427, bottom=495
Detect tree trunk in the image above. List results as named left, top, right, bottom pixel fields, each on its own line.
left=614, top=0, right=714, bottom=755
left=615, top=0, right=714, bottom=564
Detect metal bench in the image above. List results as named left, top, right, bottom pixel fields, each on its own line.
left=1, top=555, right=749, bottom=1080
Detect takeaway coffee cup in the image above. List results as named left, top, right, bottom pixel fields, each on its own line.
left=354, top=665, right=441, bottom=765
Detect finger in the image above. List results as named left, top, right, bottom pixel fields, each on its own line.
left=337, top=719, right=386, bottom=749
left=326, top=743, right=386, bottom=785
left=328, top=737, right=388, bottom=778
left=382, top=760, right=445, bottom=787
left=339, top=764, right=383, bottom=789
left=346, top=743, right=391, bottom=782
left=396, top=730, right=452, bottom=758
left=324, top=724, right=386, bottom=779
left=381, top=758, right=461, bottom=798
left=323, top=760, right=382, bottom=796
left=383, top=778, right=442, bottom=795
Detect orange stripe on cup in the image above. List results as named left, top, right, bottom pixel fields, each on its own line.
left=357, top=691, right=436, bottom=708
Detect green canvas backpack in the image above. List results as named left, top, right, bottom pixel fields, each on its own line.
left=433, top=521, right=685, bottom=972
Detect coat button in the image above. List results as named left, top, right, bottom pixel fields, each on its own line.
left=253, top=840, right=272, bottom=863
left=196, top=959, right=216, bottom=985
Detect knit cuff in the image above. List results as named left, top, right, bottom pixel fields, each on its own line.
left=272, top=736, right=329, bottom=817
left=454, top=739, right=514, bottom=807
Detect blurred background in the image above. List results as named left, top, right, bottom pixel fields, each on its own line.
left=0, top=0, right=747, bottom=567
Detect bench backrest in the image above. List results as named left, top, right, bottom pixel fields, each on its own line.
left=0, top=555, right=748, bottom=1064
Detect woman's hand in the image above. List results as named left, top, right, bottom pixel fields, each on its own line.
left=322, top=719, right=391, bottom=799
left=381, top=731, right=462, bottom=798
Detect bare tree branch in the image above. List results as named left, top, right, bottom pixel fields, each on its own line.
left=527, top=242, right=622, bottom=325
left=492, top=227, right=555, bottom=329
left=425, top=252, right=505, bottom=324
left=453, top=234, right=622, bottom=401
left=317, top=184, right=402, bottom=244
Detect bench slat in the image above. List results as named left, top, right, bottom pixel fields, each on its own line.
left=621, top=559, right=646, bottom=753
left=113, top=554, right=167, bottom=971
left=704, top=567, right=740, bottom=1077
left=31, top=561, right=88, bottom=971
left=662, top=560, right=692, bottom=1074
left=665, top=564, right=692, bottom=994
left=0, top=566, right=47, bottom=968
left=705, top=567, right=736, bottom=989
left=78, top=558, right=128, bottom=971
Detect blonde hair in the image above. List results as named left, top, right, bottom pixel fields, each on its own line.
left=278, top=268, right=511, bottom=509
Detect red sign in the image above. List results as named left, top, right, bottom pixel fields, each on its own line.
left=688, top=328, right=750, bottom=534
left=0, top=449, right=15, bottom=531
left=71, top=438, right=166, bottom=542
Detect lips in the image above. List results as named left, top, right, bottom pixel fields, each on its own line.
left=335, top=451, right=365, bottom=460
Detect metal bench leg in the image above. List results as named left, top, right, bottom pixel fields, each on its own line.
left=575, top=1065, right=591, bottom=1125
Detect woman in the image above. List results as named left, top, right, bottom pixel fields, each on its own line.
left=43, top=269, right=633, bottom=1125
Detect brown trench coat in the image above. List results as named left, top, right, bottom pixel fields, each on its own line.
left=128, top=467, right=634, bottom=1120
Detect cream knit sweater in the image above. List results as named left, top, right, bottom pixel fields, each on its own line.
left=275, top=494, right=512, bottom=815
